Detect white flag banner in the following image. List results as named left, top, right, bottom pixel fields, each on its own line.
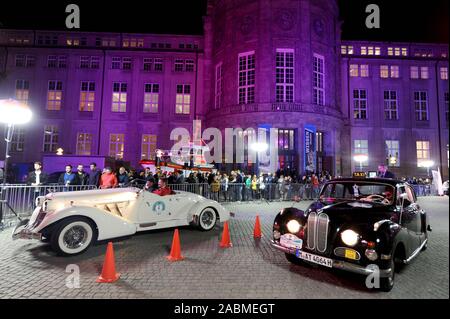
left=432, top=169, right=444, bottom=196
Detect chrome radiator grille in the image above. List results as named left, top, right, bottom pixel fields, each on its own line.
left=306, top=212, right=329, bottom=253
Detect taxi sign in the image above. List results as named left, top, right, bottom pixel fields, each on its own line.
left=352, top=172, right=366, bottom=178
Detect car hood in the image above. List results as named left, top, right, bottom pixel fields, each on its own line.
left=308, top=200, right=395, bottom=223
left=44, top=187, right=140, bottom=206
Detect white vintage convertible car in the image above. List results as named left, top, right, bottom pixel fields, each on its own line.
left=12, top=187, right=230, bottom=256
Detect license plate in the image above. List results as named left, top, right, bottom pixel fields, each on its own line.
left=280, top=234, right=303, bottom=250
left=345, top=249, right=357, bottom=260
left=295, top=250, right=333, bottom=268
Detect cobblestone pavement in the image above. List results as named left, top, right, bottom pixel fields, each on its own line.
left=0, top=197, right=448, bottom=299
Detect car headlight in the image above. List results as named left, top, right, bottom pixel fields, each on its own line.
left=341, top=229, right=359, bottom=246
left=286, top=220, right=301, bottom=233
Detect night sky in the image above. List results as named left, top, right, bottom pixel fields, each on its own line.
left=0, top=0, right=448, bottom=43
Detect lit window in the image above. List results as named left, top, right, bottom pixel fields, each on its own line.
left=390, top=65, right=400, bottom=78
left=416, top=141, right=430, bottom=167
left=368, top=47, right=374, bottom=55
left=47, top=81, right=63, bottom=111
left=275, top=49, right=295, bottom=103
left=76, top=133, right=92, bottom=155
left=361, top=46, right=367, bottom=55
left=348, top=46, right=354, bottom=55
left=175, top=84, right=191, bottom=114
left=112, top=82, right=127, bottom=112
left=394, top=48, right=400, bottom=56
left=109, top=134, right=124, bottom=160
left=420, top=67, right=429, bottom=79
left=402, top=48, right=408, bottom=56
left=374, top=47, right=381, bottom=55
left=441, top=67, right=448, bottom=80
left=349, top=64, right=359, bottom=77
left=387, top=47, right=393, bottom=56
left=143, top=83, right=159, bottom=113
left=341, top=45, right=347, bottom=55
left=360, top=64, right=369, bottom=77
left=386, top=140, right=400, bottom=167
left=141, top=135, right=157, bottom=160
left=410, top=66, right=419, bottom=79
left=380, top=65, right=389, bottom=78
left=79, top=81, right=95, bottom=111
left=15, top=80, right=29, bottom=104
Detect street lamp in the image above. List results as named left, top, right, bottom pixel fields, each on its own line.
left=0, top=99, right=33, bottom=184
left=421, top=160, right=434, bottom=177
left=353, top=154, right=368, bottom=171
left=250, top=142, right=269, bottom=175
left=0, top=99, right=32, bottom=228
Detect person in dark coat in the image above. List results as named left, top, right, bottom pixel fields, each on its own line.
left=26, top=161, right=48, bottom=186
left=75, top=164, right=89, bottom=186
left=58, top=165, right=77, bottom=187
left=88, top=162, right=101, bottom=187
left=117, top=167, right=129, bottom=187
left=377, top=164, right=395, bottom=179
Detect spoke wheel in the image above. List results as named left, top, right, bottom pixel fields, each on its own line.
left=198, top=208, right=217, bottom=231
left=51, top=217, right=97, bottom=256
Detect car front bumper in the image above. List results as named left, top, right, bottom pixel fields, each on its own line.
left=12, top=219, right=42, bottom=241
left=271, top=240, right=392, bottom=278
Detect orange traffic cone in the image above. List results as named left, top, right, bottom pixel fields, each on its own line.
left=219, top=221, right=232, bottom=248
left=167, top=229, right=184, bottom=261
left=253, top=215, right=262, bottom=239
left=96, top=242, right=120, bottom=283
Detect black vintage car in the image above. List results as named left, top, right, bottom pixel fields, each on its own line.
left=271, top=176, right=431, bottom=291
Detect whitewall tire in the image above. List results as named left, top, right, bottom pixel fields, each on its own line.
left=198, top=208, right=217, bottom=231
left=50, top=217, right=97, bottom=256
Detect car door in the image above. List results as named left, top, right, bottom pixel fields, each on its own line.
left=137, top=191, right=175, bottom=225
left=398, top=185, right=421, bottom=255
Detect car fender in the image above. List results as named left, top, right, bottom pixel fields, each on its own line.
left=35, top=206, right=137, bottom=240
left=374, top=220, right=406, bottom=256
left=189, top=200, right=230, bottom=224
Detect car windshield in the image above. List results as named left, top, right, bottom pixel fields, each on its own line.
left=320, top=182, right=395, bottom=205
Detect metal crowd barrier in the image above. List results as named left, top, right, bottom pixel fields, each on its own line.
left=0, top=184, right=97, bottom=229
left=167, top=182, right=325, bottom=203
left=168, top=182, right=439, bottom=202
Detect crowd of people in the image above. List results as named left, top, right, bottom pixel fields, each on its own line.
left=18, top=161, right=440, bottom=200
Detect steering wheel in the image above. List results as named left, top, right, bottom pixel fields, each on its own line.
left=364, top=194, right=388, bottom=203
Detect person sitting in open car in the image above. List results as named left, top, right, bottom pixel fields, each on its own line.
left=152, top=177, right=175, bottom=196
